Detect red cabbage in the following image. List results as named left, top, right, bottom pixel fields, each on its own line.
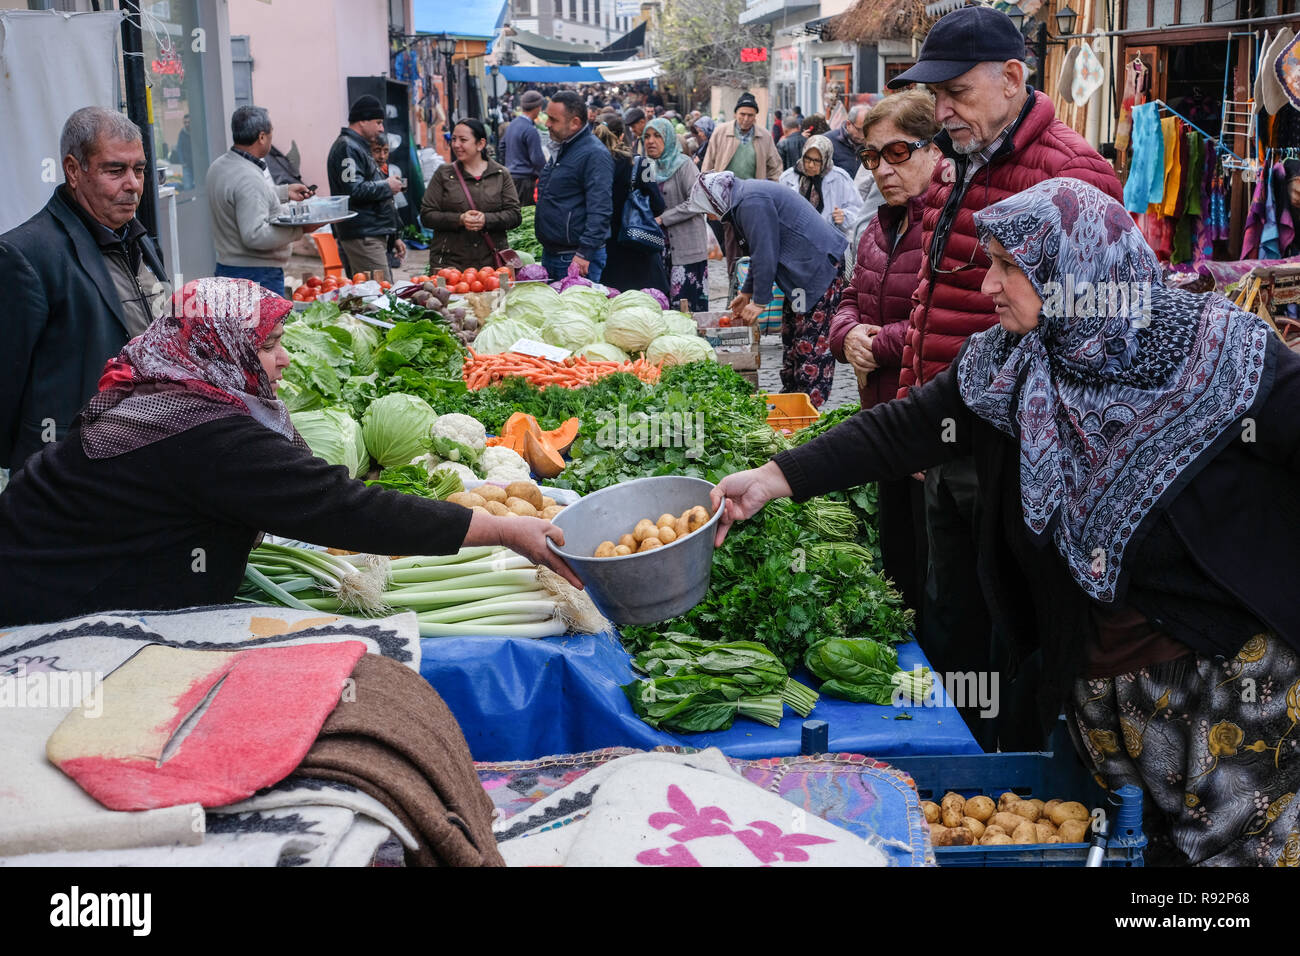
left=516, top=264, right=549, bottom=281
left=559, top=276, right=593, bottom=290
left=642, top=288, right=670, bottom=309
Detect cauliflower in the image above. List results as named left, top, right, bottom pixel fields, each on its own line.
left=478, top=445, right=531, bottom=480
left=411, top=454, right=478, bottom=485
left=430, top=413, right=487, bottom=451
left=428, top=413, right=486, bottom=468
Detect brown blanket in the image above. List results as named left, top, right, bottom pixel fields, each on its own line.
left=293, top=654, right=504, bottom=867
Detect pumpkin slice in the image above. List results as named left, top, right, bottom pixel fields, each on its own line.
left=541, top=417, right=580, bottom=457
left=524, top=429, right=566, bottom=479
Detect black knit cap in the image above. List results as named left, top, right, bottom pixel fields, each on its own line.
left=348, top=94, right=385, bottom=123
left=735, top=91, right=759, bottom=112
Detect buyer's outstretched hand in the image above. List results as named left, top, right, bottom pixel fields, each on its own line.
left=709, top=461, right=794, bottom=547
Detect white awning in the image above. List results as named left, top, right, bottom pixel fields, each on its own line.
left=596, top=58, right=662, bottom=82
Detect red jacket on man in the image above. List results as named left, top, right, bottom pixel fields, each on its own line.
left=898, top=91, right=1122, bottom=396
left=829, top=193, right=926, bottom=409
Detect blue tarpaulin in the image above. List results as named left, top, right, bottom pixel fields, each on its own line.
left=499, top=65, right=607, bottom=84
left=412, top=0, right=507, bottom=42
left=420, top=631, right=982, bottom=762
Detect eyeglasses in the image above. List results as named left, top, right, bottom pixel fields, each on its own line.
left=857, top=139, right=931, bottom=170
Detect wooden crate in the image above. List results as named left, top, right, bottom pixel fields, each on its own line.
left=695, top=311, right=759, bottom=371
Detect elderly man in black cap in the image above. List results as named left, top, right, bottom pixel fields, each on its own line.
left=502, top=90, right=548, bottom=206
left=882, top=5, right=1122, bottom=751
left=326, top=94, right=405, bottom=280
left=701, top=91, right=782, bottom=284
left=622, top=107, right=647, bottom=155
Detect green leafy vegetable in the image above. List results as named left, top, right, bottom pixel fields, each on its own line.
left=361, top=393, right=439, bottom=468
left=290, top=408, right=369, bottom=478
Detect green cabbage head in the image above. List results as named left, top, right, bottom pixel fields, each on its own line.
left=291, top=408, right=369, bottom=477
left=362, top=393, right=438, bottom=468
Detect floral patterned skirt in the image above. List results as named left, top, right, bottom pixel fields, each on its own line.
left=779, top=273, right=847, bottom=408
left=1068, top=633, right=1300, bottom=866
left=667, top=259, right=710, bottom=313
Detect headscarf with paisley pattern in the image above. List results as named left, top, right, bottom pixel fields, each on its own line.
left=956, top=177, right=1273, bottom=603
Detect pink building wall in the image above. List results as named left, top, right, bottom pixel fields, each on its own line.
left=227, top=0, right=391, bottom=195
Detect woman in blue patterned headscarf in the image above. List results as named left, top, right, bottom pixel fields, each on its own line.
left=644, top=117, right=709, bottom=311
left=711, top=177, right=1300, bottom=864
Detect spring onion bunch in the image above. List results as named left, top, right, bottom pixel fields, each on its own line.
left=241, top=543, right=609, bottom=639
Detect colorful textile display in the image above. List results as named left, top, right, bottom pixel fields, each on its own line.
left=492, top=748, right=892, bottom=867
left=0, top=606, right=422, bottom=865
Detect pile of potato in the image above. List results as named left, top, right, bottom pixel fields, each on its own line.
left=447, top=481, right=565, bottom=521
left=593, top=506, right=711, bottom=557
left=922, top=791, right=1093, bottom=847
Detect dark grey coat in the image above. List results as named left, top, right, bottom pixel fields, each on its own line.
left=0, top=189, right=166, bottom=470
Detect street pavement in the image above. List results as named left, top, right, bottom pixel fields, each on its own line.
left=704, top=258, right=861, bottom=412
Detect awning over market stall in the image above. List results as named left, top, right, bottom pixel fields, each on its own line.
left=412, top=0, right=508, bottom=44
left=593, top=57, right=662, bottom=82
left=499, top=64, right=607, bottom=84
left=508, top=27, right=639, bottom=64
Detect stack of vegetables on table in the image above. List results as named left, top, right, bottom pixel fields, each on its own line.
left=470, top=281, right=714, bottom=378
left=622, top=636, right=819, bottom=732
left=241, top=543, right=607, bottom=639
left=264, top=295, right=911, bottom=706
left=506, top=206, right=543, bottom=262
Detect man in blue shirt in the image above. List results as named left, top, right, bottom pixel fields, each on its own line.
left=501, top=90, right=547, bottom=207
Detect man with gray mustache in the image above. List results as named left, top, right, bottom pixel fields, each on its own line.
left=883, top=6, right=1121, bottom=752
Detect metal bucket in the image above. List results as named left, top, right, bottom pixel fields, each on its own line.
left=546, top=476, right=722, bottom=626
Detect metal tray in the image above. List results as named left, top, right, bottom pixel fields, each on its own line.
left=271, top=211, right=357, bottom=227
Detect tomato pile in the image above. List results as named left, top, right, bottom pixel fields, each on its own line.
left=292, top=273, right=392, bottom=302
left=409, top=266, right=512, bottom=295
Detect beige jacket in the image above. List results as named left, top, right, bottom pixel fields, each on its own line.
left=701, top=122, right=782, bottom=181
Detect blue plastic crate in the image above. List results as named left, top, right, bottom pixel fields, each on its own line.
left=887, top=720, right=1146, bottom=867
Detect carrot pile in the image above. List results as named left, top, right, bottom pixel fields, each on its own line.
left=462, top=349, right=662, bottom=390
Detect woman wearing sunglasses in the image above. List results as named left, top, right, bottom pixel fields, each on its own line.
left=713, top=178, right=1300, bottom=866
left=827, top=90, right=941, bottom=615
left=777, top=135, right=863, bottom=241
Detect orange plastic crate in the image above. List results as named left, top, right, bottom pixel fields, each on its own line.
left=763, top=392, right=818, bottom=433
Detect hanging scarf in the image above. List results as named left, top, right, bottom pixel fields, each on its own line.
left=955, top=178, right=1273, bottom=603
left=645, top=117, right=686, bottom=182
left=796, top=134, right=831, bottom=213
left=81, top=277, right=303, bottom=459
left=687, top=171, right=735, bottom=217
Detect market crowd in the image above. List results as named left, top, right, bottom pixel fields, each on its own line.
left=3, top=4, right=1300, bottom=869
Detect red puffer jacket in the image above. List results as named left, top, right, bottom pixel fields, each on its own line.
left=897, top=91, right=1122, bottom=396
left=829, top=193, right=925, bottom=409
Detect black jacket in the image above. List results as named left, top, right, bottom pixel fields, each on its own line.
left=0, top=189, right=167, bottom=471
left=0, top=416, right=473, bottom=626
left=775, top=335, right=1300, bottom=737
left=778, top=132, right=805, bottom=171
left=826, top=126, right=861, bottom=178
left=326, top=128, right=398, bottom=240
left=601, top=154, right=668, bottom=296
left=534, top=124, right=614, bottom=259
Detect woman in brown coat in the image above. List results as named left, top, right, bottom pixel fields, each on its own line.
left=420, top=119, right=521, bottom=272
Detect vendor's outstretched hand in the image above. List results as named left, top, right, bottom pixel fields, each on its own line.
left=469, top=513, right=584, bottom=589
left=710, top=461, right=793, bottom=547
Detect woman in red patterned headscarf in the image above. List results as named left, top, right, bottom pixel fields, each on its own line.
left=0, top=278, right=577, bottom=626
